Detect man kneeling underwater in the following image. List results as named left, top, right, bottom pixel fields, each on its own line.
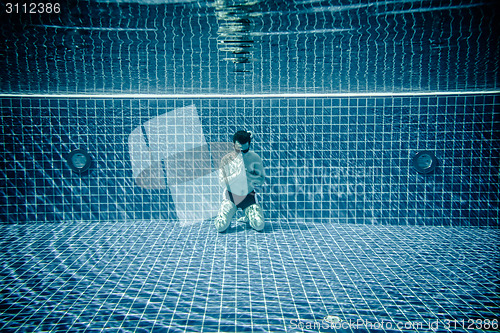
left=215, top=130, right=266, bottom=232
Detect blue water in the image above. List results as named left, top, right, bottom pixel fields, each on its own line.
left=0, top=0, right=498, bottom=94
left=0, top=0, right=499, bottom=332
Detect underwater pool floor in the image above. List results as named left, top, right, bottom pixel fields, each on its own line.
left=0, top=220, right=498, bottom=333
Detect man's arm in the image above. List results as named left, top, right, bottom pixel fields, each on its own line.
left=247, top=155, right=265, bottom=186
left=218, top=168, right=228, bottom=189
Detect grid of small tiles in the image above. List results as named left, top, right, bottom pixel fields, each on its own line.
left=0, top=0, right=498, bottom=94
left=0, top=220, right=498, bottom=332
left=1, top=95, right=498, bottom=226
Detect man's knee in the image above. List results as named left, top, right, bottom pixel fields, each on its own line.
left=215, top=217, right=230, bottom=233
left=215, top=199, right=236, bottom=232
left=244, top=204, right=265, bottom=231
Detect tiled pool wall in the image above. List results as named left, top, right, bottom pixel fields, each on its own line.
left=1, top=95, right=498, bottom=226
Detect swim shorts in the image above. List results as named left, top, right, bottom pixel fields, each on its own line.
left=225, top=190, right=256, bottom=210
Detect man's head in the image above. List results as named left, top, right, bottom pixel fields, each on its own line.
left=233, top=130, right=252, bottom=153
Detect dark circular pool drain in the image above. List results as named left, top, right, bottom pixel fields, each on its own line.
left=412, top=151, right=438, bottom=174
left=66, top=149, right=92, bottom=173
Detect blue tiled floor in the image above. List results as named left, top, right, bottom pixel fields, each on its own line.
left=0, top=220, right=498, bottom=332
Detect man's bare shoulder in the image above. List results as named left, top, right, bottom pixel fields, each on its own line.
left=220, top=151, right=239, bottom=166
